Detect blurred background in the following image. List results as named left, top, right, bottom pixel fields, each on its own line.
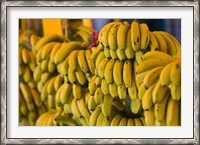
left=19, top=19, right=181, bottom=44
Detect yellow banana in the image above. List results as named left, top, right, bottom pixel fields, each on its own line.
left=170, top=83, right=181, bottom=101
left=104, top=59, right=115, bottom=84
left=142, top=51, right=174, bottom=62
left=135, top=50, right=144, bottom=64
left=128, top=74, right=138, bottom=99
left=71, top=98, right=82, bottom=119
left=140, top=23, right=150, bottom=50
left=109, top=82, right=118, bottom=98
left=113, top=60, right=124, bottom=86
left=88, top=76, right=97, bottom=95
left=97, top=57, right=109, bottom=79
left=152, top=31, right=168, bottom=53
left=95, top=51, right=105, bottom=68
left=19, top=90, right=28, bottom=116
left=102, top=94, right=113, bottom=117
left=136, top=58, right=172, bottom=74
left=108, top=23, right=121, bottom=50
left=116, top=48, right=127, bottom=60
left=110, top=114, right=123, bottom=126
left=30, top=88, right=42, bottom=107
left=117, top=83, right=127, bottom=100
left=60, top=83, right=72, bottom=104
left=49, top=43, right=61, bottom=63
left=37, top=80, right=43, bottom=93
left=140, top=118, right=147, bottom=126
left=130, top=98, right=141, bottom=114
left=104, top=47, right=111, bottom=58
left=54, top=75, right=64, bottom=91
left=144, top=107, right=155, bottom=126
left=101, top=79, right=110, bottom=95
left=56, top=57, right=69, bottom=76
left=143, top=66, right=163, bottom=89
left=72, top=83, right=82, bottom=99
left=68, top=50, right=79, bottom=71
left=149, top=32, right=159, bottom=51
left=78, top=117, right=89, bottom=126
left=152, top=79, right=169, bottom=103
left=95, top=76, right=102, bottom=87
left=19, top=82, right=32, bottom=103
left=138, top=83, right=146, bottom=100
left=63, top=91, right=74, bottom=114
left=21, top=48, right=30, bottom=64
left=88, top=95, right=97, bottom=112
left=125, top=28, right=135, bottom=59
left=75, top=65, right=87, bottom=85
left=95, top=112, right=104, bottom=126
left=94, top=87, right=104, bottom=104
left=68, top=65, right=77, bottom=84
left=155, top=90, right=170, bottom=122
left=117, top=21, right=130, bottom=50
left=109, top=49, right=118, bottom=60
left=54, top=115, right=78, bottom=126
left=41, top=72, right=51, bottom=84
left=134, top=118, right=142, bottom=126
left=40, top=59, right=49, bottom=72
left=23, top=66, right=31, bottom=82
left=41, top=42, right=57, bottom=60
left=131, top=20, right=140, bottom=51
left=160, top=62, right=174, bottom=87
left=170, top=61, right=181, bottom=85
left=19, top=65, right=25, bottom=76
left=77, top=50, right=89, bottom=73
left=47, top=94, right=56, bottom=110
left=127, top=118, right=135, bottom=126
left=54, top=41, right=84, bottom=64
left=112, top=100, right=125, bottom=111
left=123, top=59, right=133, bottom=88
left=75, top=30, right=90, bottom=44
left=85, top=49, right=95, bottom=75
left=41, top=78, right=52, bottom=102
left=142, top=84, right=155, bottom=111
left=28, top=51, right=36, bottom=72
left=119, top=117, right=127, bottom=126
left=166, top=97, right=180, bottom=126
left=33, top=66, right=42, bottom=82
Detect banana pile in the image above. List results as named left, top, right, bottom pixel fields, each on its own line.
left=19, top=20, right=181, bottom=126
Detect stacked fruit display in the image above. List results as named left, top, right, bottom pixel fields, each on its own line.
left=19, top=20, right=181, bottom=126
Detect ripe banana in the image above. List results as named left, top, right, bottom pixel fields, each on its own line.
left=71, top=98, right=82, bottom=119
left=88, top=76, right=97, bottom=95
left=88, top=95, right=97, bottom=112
left=117, top=83, right=127, bottom=100
left=131, top=20, right=141, bottom=51
left=89, top=106, right=102, bottom=126
left=113, top=60, right=124, bottom=86
left=95, top=51, right=105, bottom=68
left=144, top=107, right=155, bottom=126
left=109, top=49, right=118, bottom=60
left=109, top=82, right=118, bottom=98
left=21, top=48, right=30, bottom=64
left=75, top=65, right=87, bottom=85
left=77, top=50, right=90, bottom=73
left=94, top=87, right=104, bottom=104
left=125, top=28, right=135, bottom=59
left=110, top=114, right=123, bottom=126
left=102, top=94, right=113, bottom=117
left=170, top=83, right=181, bottom=101
left=85, top=49, right=95, bottom=75
left=160, top=62, right=174, bottom=87
left=128, top=74, right=138, bottom=99
left=108, top=23, right=121, bottom=50
left=123, top=59, right=133, bottom=88
left=134, top=118, right=142, bottom=126
left=149, top=32, right=159, bottom=51
left=104, top=59, right=115, bottom=84
left=68, top=66, right=77, bottom=84
left=152, top=32, right=168, bottom=53
left=60, top=83, right=72, bottom=104
left=97, top=57, right=109, bottom=79
left=140, top=23, right=150, bottom=50
left=49, top=43, right=61, bottom=63
left=72, top=83, right=82, bottom=99
left=116, top=48, right=127, bottom=60
left=33, top=66, right=42, bottom=82
left=41, top=42, right=57, bottom=60
left=142, top=51, right=174, bottom=62
left=130, top=98, right=141, bottom=114
left=119, top=117, right=127, bottom=126
left=142, top=84, right=155, bottom=111
left=170, top=61, right=181, bottom=85
left=20, top=82, right=33, bottom=104
left=54, top=74, right=64, bottom=91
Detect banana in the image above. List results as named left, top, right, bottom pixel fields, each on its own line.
left=138, top=83, right=146, bottom=100
left=158, top=31, right=177, bottom=57
left=63, top=91, right=74, bottom=114
left=41, top=42, right=57, bottom=60
left=94, top=87, right=104, bottom=104
left=28, top=51, right=36, bottom=72
left=131, top=20, right=140, bottom=51
left=125, top=28, right=135, bottom=59
left=19, top=90, right=28, bottom=116
left=85, top=49, right=95, bottom=75
left=19, top=65, right=25, bottom=76
left=101, top=79, right=110, bottom=95
left=170, top=61, right=181, bottom=85
left=155, top=117, right=166, bottom=126
left=142, top=51, right=174, bottom=62
left=54, top=115, right=78, bottom=126
left=135, top=69, right=148, bottom=83
left=113, top=60, right=124, bottom=86
left=97, top=57, right=109, bottom=79
left=23, top=66, right=31, bottom=82
left=110, top=114, right=123, bottom=126
left=28, top=111, right=37, bottom=126
left=170, top=83, right=181, bottom=100
left=37, top=80, right=43, bottom=93
left=30, top=88, right=42, bottom=107
left=119, top=117, right=127, bottom=126
left=152, top=79, right=169, bottom=103
left=41, top=72, right=51, bottom=84
left=56, top=57, right=68, bottom=76
left=41, top=78, right=52, bottom=102
left=75, top=65, right=87, bottom=85
left=123, top=59, right=133, bottom=88
left=78, top=117, right=89, bottom=126
left=40, top=59, right=49, bottom=72
left=77, top=25, right=92, bottom=35
left=117, top=83, right=127, bottom=100
left=77, top=50, right=89, bottom=73
left=127, top=118, right=135, bottom=126
left=128, top=74, right=137, bottom=99
left=33, top=66, right=42, bottom=82
left=88, top=95, right=97, bottom=112
left=109, top=82, right=118, bottom=98
left=135, top=50, right=144, bottom=64
left=90, top=46, right=101, bottom=61
left=149, top=32, right=159, bottom=51
left=72, top=83, right=82, bottom=99
left=75, top=30, right=90, bottom=44
left=89, top=106, right=102, bottom=126
left=67, top=50, right=79, bottom=71
left=116, top=48, right=126, bottom=60
left=140, top=23, right=150, bottom=50
left=49, top=43, right=61, bottom=63
left=143, top=66, right=163, bottom=89
left=144, top=107, right=155, bottom=126
left=142, top=84, right=155, bottom=111
left=160, top=62, right=174, bottom=87
left=95, top=76, right=102, bottom=87
left=88, top=76, right=97, bottom=95
left=134, top=118, right=142, bottom=126
left=130, top=98, right=141, bottom=114
left=155, top=90, right=170, bottom=122
left=19, top=82, right=32, bottom=103
left=95, top=51, right=105, bottom=68
left=104, top=59, right=115, bottom=84
left=135, top=58, right=172, bottom=74
left=47, top=94, right=55, bottom=110
left=96, top=112, right=105, bottom=126
left=54, top=75, right=64, bottom=91
left=166, top=97, right=180, bottom=126
left=112, top=100, right=125, bottom=111
left=54, top=41, right=85, bottom=64
left=109, top=49, right=118, bottom=60
left=77, top=96, right=91, bottom=123
left=152, top=31, right=168, bottom=53
left=60, top=83, right=72, bottom=104
left=99, top=21, right=121, bottom=48
left=71, top=98, right=82, bottom=119
left=140, top=118, right=147, bottom=126
left=102, top=94, right=113, bottom=117
left=108, top=23, right=121, bottom=50
left=34, top=34, right=65, bottom=52
left=21, top=48, right=30, bottom=64
left=117, top=21, right=130, bottom=50
left=104, top=47, right=111, bottom=58
left=19, top=47, right=23, bottom=65
left=68, top=65, right=77, bottom=84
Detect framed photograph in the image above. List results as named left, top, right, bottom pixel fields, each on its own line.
left=1, top=0, right=199, bottom=144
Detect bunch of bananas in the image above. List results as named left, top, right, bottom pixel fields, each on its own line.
left=19, top=20, right=181, bottom=126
